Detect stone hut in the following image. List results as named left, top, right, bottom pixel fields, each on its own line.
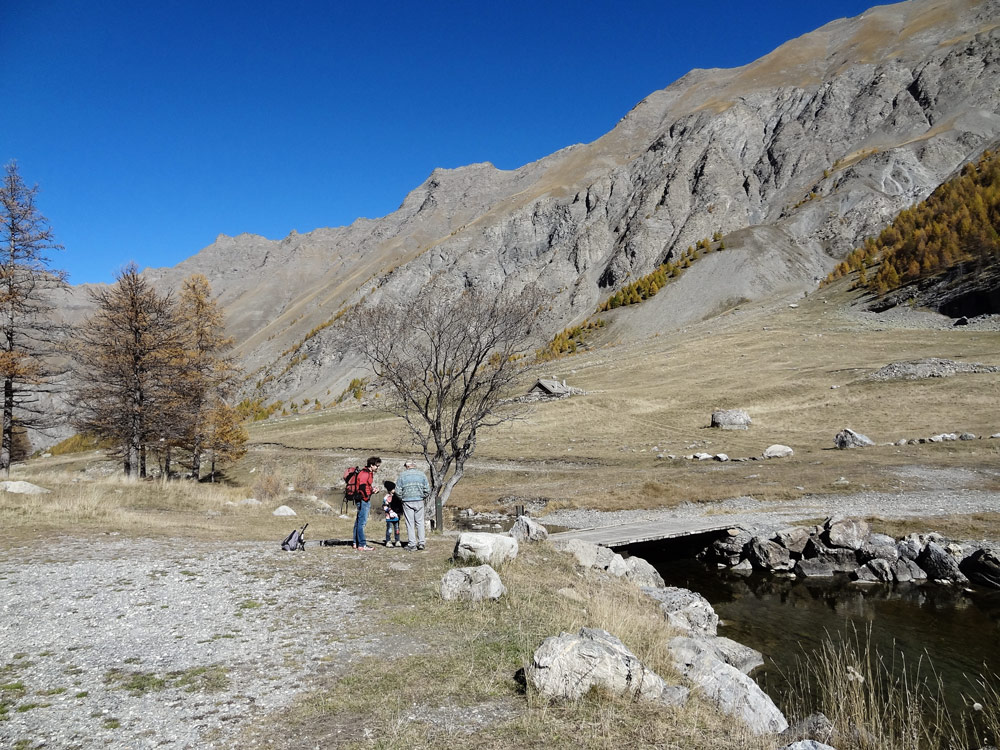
left=528, top=379, right=572, bottom=398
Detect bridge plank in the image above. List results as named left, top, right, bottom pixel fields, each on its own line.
left=548, top=520, right=735, bottom=548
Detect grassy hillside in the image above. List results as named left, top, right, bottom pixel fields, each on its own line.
left=231, top=275, right=1000, bottom=515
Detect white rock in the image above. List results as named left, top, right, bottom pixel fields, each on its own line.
left=669, top=636, right=788, bottom=734
left=624, top=556, right=665, bottom=588
left=440, top=564, right=506, bottom=601
left=763, top=444, right=794, bottom=459
left=641, top=586, right=719, bottom=636
left=453, top=532, right=519, bottom=566
left=527, top=627, right=688, bottom=705
left=509, top=515, right=549, bottom=542
left=272, top=505, right=296, bottom=516
left=0, top=481, right=50, bottom=494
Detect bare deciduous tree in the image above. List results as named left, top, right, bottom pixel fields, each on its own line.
left=0, top=161, right=67, bottom=472
left=346, top=287, right=540, bottom=530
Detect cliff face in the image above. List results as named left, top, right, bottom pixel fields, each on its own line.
left=70, top=0, right=1000, bottom=403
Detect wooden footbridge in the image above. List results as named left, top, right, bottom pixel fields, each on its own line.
left=547, top=519, right=738, bottom=549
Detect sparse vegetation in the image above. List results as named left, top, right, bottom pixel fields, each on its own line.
left=335, top=377, right=367, bottom=403
left=825, top=149, right=1000, bottom=294
left=535, top=318, right=606, bottom=361
left=785, top=628, right=1000, bottom=749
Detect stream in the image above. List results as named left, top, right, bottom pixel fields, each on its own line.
left=638, top=549, right=1000, bottom=722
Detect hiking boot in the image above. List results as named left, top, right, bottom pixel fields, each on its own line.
left=417, top=544, right=426, bottom=551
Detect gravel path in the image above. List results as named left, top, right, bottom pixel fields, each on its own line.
left=539, top=488, right=1000, bottom=545
left=0, top=538, right=360, bottom=750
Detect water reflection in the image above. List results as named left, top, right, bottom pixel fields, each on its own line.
left=643, top=556, right=1000, bottom=714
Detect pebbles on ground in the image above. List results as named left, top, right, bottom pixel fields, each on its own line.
left=0, top=538, right=358, bottom=750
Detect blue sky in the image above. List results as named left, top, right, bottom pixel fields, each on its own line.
left=4, top=0, right=877, bottom=284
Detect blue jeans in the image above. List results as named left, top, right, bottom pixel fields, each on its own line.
left=353, top=500, right=370, bottom=547
left=385, top=519, right=400, bottom=542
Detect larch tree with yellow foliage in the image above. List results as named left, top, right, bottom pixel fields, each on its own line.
left=176, top=274, right=244, bottom=480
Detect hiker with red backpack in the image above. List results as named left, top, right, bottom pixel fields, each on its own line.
left=344, top=456, right=381, bottom=551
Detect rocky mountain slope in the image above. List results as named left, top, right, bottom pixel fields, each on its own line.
left=62, top=0, right=1000, bottom=406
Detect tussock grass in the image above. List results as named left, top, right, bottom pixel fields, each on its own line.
left=253, top=542, right=770, bottom=750
left=784, top=627, right=1000, bottom=750
left=0, top=466, right=355, bottom=543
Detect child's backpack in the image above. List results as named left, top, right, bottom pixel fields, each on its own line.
left=281, top=523, right=308, bottom=551
left=343, top=466, right=363, bottom=503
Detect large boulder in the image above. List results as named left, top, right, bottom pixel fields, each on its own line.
left=669, top=636, right=788, bottom=734
left=918, top=542, right=968, bottom=584
left=509, top=515, right=548, bottom=543
left=892, top=557, right=928, bottom=582
left=917, top=542, right=969, bottom=583
left=747, top=536, right=793, bottom=571
left=802, top=537, right=860, bottom=572
left=623, top=556, right=665, bottom=588
left=554, top=539, right=627, bottom=577
left=711, top=409, right=752, bottom=430
left=763, top=444, right=794, bottom=459
left=853, top=559, right=894, bottom=583
left=701, top=635, right=765, bottom=675
left=773, top=527, right=811, bottom=557
left=960, top=548, right=1000, bottom=589
left=0, top=481, right=50, bottom=494
left=834, top=428, right=875, bottom=449
left=795, top=558, right=839, bottom=578
left=897, top=533, right=927, bottom=561
left=526, top=627, right=688, bottom=705
left=705, top=529, right=753, bottom=566
left=642, top=586, right=719, bottom=636
left=453, top=532, right=519, bottom=567
left=858, top=533, right=900, bottom=564
left=272, top=505, right=296, bottom=516
left=823, top=517, right=870, bottom=550
left=440, top=565, right=506, bottom=601
left=780, top=742, right=837, bottom=750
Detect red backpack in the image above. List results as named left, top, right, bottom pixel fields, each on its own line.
left=343, top=466, right=365, bottom=503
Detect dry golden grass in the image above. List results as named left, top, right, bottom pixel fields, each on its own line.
left=868, top=512, right=1000, bottom=542
left=0, top=461, right=355, bottom=544
left=242, top=540, right=771, bottom=750
left=236, top=280, right=1000, bottom=518
left=783, top=626, right=1000, bottom=750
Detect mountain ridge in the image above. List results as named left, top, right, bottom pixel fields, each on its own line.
left=57, top=0, right=1000, bottom=409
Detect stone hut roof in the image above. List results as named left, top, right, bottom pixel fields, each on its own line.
left=528, top=379, right=571, bottom=397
